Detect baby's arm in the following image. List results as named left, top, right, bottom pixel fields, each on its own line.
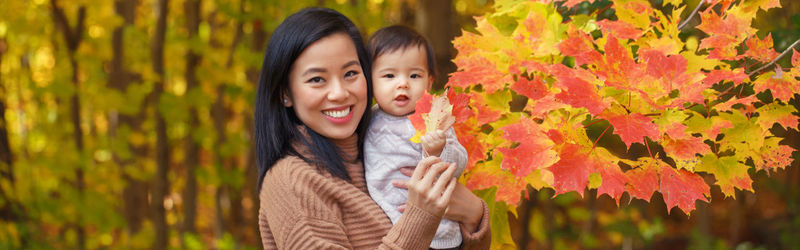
left=421, top=128, right=467, bottom=178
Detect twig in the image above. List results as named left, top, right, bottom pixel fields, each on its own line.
left=678, top=0, right=705, bottom=30
left=747, top=38, right=800, bottom=76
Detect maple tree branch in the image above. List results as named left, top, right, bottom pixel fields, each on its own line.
left=678, top=0, right=705, bottom=30
left=747, top=38, right=800, bottom=76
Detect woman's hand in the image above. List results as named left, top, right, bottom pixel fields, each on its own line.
left=405, top=156, right=458, bottom=217
left=395, top=166, right=484, bottom=232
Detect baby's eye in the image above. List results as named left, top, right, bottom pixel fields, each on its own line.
left=344, top=70, right=359, bottom=79
left=307, top=77, right=324, bottom=83
left=383, top=74, right=395, bottom=79
left=410, top=73, right=422, bottom=79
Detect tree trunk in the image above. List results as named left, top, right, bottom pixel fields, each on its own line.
left=151, top=0, right=170, bottom=248
left=414, top=0, right=456, bottom=90
left=0, top=34, right=25, bottom=227
left=50, top=1, right=87, bottom=248
left=244, top=17, right=268, bottom=245
left=109, top=0, right=150, bottom=235
left=181, top=0, right=202, bottom=240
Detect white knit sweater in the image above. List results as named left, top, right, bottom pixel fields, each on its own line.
left=364, top=108, right=468, bottom=249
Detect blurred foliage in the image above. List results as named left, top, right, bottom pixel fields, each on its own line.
left=0, top=0, right=797, bottom=249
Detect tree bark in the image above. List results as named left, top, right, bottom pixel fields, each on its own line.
left=151, top=0, right=170, bottom=248
left=50, top=1, right=87, bottom=248
left=181, top=0, right=202, bottom=240
left=414, top=0, right=456, bottom=90
left=109, top=0, right=149, bottom=235
left=0, top=34, right=25, bottom=227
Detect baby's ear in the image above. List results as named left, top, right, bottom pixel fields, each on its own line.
left=427, top=76, right=434, bottom=91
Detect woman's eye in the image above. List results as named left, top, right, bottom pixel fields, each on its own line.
left=344, top=70, right=359, bottom=79
left=307, top=77, right=324, bottom=83
left=383, top=74, right=394, bottom=79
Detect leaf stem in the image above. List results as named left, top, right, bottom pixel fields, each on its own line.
left=584, top=119, right=603, bottom=128
left=747, top=38, right=800, bottom=76
left=592, top=125, right=611, bottom=152
left=678, top=0, right=705, bottom=30
left=644, top=137, right=654, bottom=159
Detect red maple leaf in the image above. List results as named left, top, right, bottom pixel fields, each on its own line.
left=753, top=73, right=797, bottom=102
left=464, top=162, right=527, bottom=205
left=551, top=66, right=608, bottom=115
left=716, top=95, right=756, bottom=113
left=511, top=76, right=548, bottom=101
left=702, top=69, right=748, bottom=86
left=743, top=33, right=780, bottom=62
left=596, top=19, right=644, bottom=40
left=454, top=123, right=487, bottom=169
left=793, top=49, right=799, bottom=67
left=596, top=163, right=627, bottom=204
left=408, top=93, right=433, bottom=136
left=625, top=165, right=659, bottom=202
left=640, top=49, right=692, bottom=91
left=548, top=144, right=593, bottom=197
left=558, top=28, right=602, bottom=66
left=760, top=145, right=795, bottom=173
left=449, top=55, right=512, bottom=93
left=527, top=95, right=569, bottom=119
left=658, top=164, right=710, bottom=214
left=446, top=89, right=472, bottom=123
left=663, top=136, right=711, bottom=160
left=498, top=119, right=558, bottom=177
left=603, top=111, right=662, bottom=148
left=559, top=0, right=596, bottom=8
left=469, top=92, right=503, bottom=124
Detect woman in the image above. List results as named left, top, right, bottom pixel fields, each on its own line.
left=254, top=7, right=490, bottom=249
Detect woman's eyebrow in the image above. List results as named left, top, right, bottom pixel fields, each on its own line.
left=342, top=60, right=360, bottom=69
left=302, top=67, right=326, bottom=76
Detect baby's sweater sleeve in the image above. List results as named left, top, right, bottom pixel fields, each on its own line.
left=439, top=127, right=468, bottom=177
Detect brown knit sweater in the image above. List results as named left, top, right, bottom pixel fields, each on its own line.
left=258, top=132, right=491, bottom=249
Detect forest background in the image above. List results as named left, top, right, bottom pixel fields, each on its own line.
left=0, top=0, right=798, bottom=249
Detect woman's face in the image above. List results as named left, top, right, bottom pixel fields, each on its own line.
left=286, top=32, right=367, bottom=140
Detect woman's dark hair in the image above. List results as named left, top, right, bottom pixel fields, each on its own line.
left=367, top=25, right=437, bottom=79
left=255, top=7, right=373, bottom=189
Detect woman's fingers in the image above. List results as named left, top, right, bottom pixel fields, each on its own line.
left=438, top=177, right=458, bottom=208
left=420, top=161, right=450, bottom=189
left=412, top=156, right=441, bottom=181
left=431, top=163, right=456, bottom=195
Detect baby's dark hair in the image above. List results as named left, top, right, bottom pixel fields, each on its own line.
left=367, top=25, right=436, bottom=79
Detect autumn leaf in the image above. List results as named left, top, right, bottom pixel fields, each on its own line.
left=449, top=55, right=513, bottom=93
left=558, top=28, right=602, bottom=66
left=698, top=154, right=753, bottom=197
left=596, top=19, right=644, bottom=40
left=602, top=110, right=662, bottom=148
left=743, top=33, right=779, bottom=62
left=408, top=92, right=456, bottom=143
left=497, top=119, right=558, bottom=177
left=511, top=75, right=548, bottom=101
left=753, top=70, right=798, bottom=102
left=624, top=160, right=660, bottom=202
left=548, top=143, right=593, bottom=197
left=658, top=164, right=710, bottom=214
left=595, top=160, right=627, bottom=204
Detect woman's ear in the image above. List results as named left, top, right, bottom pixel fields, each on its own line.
left=282, top=94, right=293, bottom=107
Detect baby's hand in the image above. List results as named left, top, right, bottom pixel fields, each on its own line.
left=421, top=130, right=446, bottom=157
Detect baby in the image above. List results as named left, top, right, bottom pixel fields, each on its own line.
left=364, top=25, right=468, bottom=249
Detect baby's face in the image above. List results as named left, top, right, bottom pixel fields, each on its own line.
left=372, top=45, right=432, bottom=116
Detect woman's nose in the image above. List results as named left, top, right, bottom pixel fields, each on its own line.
left=327, top=79, right=349, bottom=101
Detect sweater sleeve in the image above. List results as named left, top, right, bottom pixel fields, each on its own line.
left=459, top=199, right=492, bottom=250
left=439, top=127, right=468, bottom=178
